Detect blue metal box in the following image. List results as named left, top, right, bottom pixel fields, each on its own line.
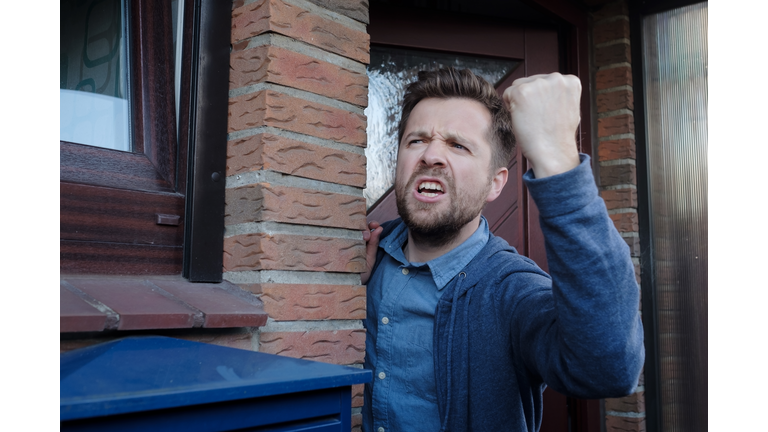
left=61, top=336, right=371, bottom=431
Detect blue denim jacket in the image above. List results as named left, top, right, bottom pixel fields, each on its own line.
left=362, top=217, right=489, bottom=432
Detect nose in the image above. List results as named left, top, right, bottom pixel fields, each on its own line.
left=421, top=139, right=446, bottom=167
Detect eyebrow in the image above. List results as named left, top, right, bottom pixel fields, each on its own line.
left=403, top=129, right=473, bottom=145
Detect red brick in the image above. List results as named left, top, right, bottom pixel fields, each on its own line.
left=225, top=184, right=366, bottom=230
left=601, top=188, right=637, bottom=210
left=597, top=89, right=634, bottom=113
left=605, top=391, right=645, bottom=413
left=223, top=233, right=366, bottom=273
left=230, top=45, right=369, bottom=106
left=596, top=66, right=632, bottom=91
left=600, top=163, right=636, bottom=186
left=352, top=413, right=362, bottom=432
left=246, top=283, right=366, bottom=320
left=598, top=138, right=636, bottom=161
left=228, top=90, right=367, bottom=147
left=605, top=415, right=646, bottom=432
left=609, top=212, right=639, bottom=232
left=231, top=0, right=370, bottom=64
left=352, top=383, right=364, bottom=407
left=595, top=43, right=632, bottom=67
left=593, top=18, right=630, bottom=44
left=175, top=330, right=255, bottom=351
left=305, top=0, right=369, bottom=24
left=598, top=114, right=634, bottom=137
left=623, top=235, right=640, bottom=256
left=259, top=329, right=365, bottom=364
left=227, top=133, right=367, bottom=187
left=592, top=0, right=628, bottom=22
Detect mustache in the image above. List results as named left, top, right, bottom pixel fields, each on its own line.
left=406, top=166, right=453, bottom=188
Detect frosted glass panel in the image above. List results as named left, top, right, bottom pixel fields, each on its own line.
left=642, top=3, right=707, bottom=431
left=60, top=0, right=130, bottom=151
left=364, top=46, right=518, bottom=208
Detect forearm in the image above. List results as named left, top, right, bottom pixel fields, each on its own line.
left=521, top=154, right=644, bottom=397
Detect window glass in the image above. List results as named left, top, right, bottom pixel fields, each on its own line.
left=642, top=2, right=708, bottom=430
left=60, top=0, right=130, bottom=151
left=364, top=46, right=519, bottom=208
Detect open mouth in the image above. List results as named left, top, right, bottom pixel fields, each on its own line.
left=417, top=181, right=444, bottom=198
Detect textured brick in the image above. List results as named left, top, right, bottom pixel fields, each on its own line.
left=597, top=89, right=634, bottom=113
left=227, top=133, right=367, bottom=187
left=246, top=283, right=366, bottom=320
left=605, top=415, right=646, bottom=432
left=606, top=391, right=645, bottom=413
left=599, top=138, right=636, bottom=161
left=175, top=330, right=255, bottom=351
left=225, top=184, right=366, bottom=229
left=223, top=233, right=366, bottom=272
left=228, top=90, right=367, bottom=146
left=305, top=0, right=369, bottom=23
left=592, top=0, right=628, bottom=22
left=230, top=45, right=369, bottom=106
left=598, top=114, right=634, bottom=137
left=601, top=188, right=637, bottom=210
left=231, top=0, right=370, bottom=63
left=596, top=66, right=632, bottom=91
left=623, top=235, right=640, bottom=256
left=595, top=43, right=632, bottom=67
left=600, top=163, right=636, bottom=186
left=259, top=329, right=365, bottom=364
left=352, top=412, right=362, bottom=432
left=609, top=212, right=639, bottom=232
left=351, top=383, right=364, bottom=407
left=593, top=18, right=630, bottom=44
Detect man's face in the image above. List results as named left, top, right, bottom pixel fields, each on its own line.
left=395, top=97, right=507, bottom=247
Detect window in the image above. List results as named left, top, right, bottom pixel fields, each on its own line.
left=60, top=0, right=230, bottom=280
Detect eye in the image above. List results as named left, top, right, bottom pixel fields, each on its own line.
left=452, top=143, right=467, bottom=151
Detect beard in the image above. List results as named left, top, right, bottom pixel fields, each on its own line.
left=395, top=166, right=491, bottom=249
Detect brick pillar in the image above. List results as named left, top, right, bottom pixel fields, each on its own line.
left=591, top=1, right=646, bottom=431
left=226, top=0, right=370, bottom=429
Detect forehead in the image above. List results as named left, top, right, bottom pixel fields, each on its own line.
left=404, top=98, right=492, bottom=141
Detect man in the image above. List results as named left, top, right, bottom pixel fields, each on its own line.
left=361, top=68, right=644, bottom=432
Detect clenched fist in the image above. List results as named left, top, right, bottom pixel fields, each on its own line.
left=502, top=73, right=582, bottom=178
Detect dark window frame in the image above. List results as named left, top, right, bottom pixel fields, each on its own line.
left=60, top=0, right=230, bottom=281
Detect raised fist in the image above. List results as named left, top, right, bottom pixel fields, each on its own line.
left=502, top=73, right=582, bottom=178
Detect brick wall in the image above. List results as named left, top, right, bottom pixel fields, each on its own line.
left=225, top=0, right=370, bottom=429
left=591, top=1, right=646, bottom=431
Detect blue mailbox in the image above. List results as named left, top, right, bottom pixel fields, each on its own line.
left=60, top=336, right=371, bottom=431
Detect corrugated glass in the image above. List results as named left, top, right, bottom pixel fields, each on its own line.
left=364, top=46, right=518, bottom=208
left=642, top=3, right=707, bottom=431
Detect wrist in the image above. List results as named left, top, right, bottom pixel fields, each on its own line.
left=528, top=148, right=580, bottom=179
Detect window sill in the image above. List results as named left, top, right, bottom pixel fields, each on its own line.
left=60, top=275, right=268, bottom=333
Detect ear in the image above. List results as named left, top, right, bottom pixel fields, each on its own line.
left=485, top=167, right=508, bottom=203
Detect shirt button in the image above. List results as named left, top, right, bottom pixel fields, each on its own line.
left=402, top=268, right=409, bottom=275
left=378, top=428, right=385, bottom=432
left=381, top=317, right=389, bottom=325
left=378, top=371, right=386, bottom=379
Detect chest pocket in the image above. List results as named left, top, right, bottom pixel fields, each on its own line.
left=404, top=324, right=438, bottom=403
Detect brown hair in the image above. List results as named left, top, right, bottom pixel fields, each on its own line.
left=397, top=67, right=515, bottom=170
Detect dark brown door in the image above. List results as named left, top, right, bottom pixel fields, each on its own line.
left=365, top=5, right=592, bottom=432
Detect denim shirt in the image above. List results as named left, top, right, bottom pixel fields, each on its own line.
left=362, top=217, right=490, bottom=432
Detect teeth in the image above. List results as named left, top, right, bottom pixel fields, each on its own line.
left=418, top=181, right=443, bottom=192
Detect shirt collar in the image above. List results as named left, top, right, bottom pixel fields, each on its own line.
left=379, top=217, right=490, bottom=290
